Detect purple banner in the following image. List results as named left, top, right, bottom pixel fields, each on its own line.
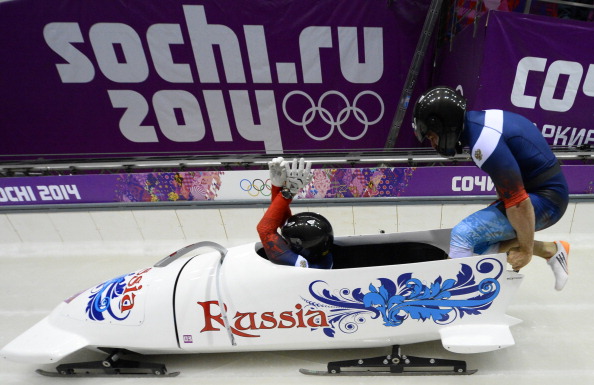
left=437, top=10, right=594, bottom=147
left=0, top=0, right=431, bottom=161
left=1, top=165, right=592, bottom=206
left=0, top=175, right=120, bottom=205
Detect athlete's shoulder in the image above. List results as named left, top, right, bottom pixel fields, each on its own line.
left=464, top=110, right=486, bottom=127
left=466, top=110, right=486, bottom=119
left=464, top=110, right=502, bottom=145
left=465, top=110, right=506, bottom=132
left=464, top=110, right=506, bottom=168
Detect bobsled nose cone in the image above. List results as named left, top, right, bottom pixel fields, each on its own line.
left=1, top=317, right=88, bottom=364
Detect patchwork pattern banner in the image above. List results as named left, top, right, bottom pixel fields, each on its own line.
left=1, top=165, right=592, bottom=206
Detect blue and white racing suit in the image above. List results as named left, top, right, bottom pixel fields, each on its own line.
left=449, top=110, right=569, bottom=258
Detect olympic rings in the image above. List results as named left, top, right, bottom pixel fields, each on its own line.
left=282, top=90, right=384, bottom=141
left=240, top=178, right=272, bottom=197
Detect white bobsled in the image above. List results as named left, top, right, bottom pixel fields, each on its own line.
left=1, top=228, right=523, bottom=376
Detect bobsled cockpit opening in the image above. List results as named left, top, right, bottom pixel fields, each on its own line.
left=330, top=242, right=448, bottom=269
left=254, top=241, right=447, bottom=269
left=255, top=243, right=268, bottom=259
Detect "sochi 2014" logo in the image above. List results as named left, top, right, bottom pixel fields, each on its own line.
left=42, top=5, right=386, bottom=153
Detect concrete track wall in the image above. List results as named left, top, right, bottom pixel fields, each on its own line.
left=1, top=200, right=592, bottom=258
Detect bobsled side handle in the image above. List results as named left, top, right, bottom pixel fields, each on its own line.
left=154, top=241, right=228, bottom=267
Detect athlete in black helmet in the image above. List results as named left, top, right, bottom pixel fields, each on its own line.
left=412, top=86, right=571, bottom=291
left=257, top=158, right=333, bottom=269
left=281, top=212, right=333, bottom=263
left=412, top=86, right=467, bottom=157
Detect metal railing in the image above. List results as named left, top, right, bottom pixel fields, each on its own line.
left=524, top=0, right=594, bottom=14
left=0, top=146, right=592, bottom=176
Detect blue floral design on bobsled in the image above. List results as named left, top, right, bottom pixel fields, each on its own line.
left=85, top=273, right=133, bottom=321
left=302, top=257, right=503, bottom=338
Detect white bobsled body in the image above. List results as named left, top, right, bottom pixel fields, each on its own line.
left=1, top=229, right=523, bottom=364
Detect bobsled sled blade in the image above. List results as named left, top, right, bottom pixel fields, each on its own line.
left=35, top=369, right=180, bottom=377
left=35, top=351, right=180, bottom=377
left=299, top=345, right=476, bottom=376
left=299, top=368, right=477, bottom=376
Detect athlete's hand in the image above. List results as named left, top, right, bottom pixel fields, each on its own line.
left=268, top=157, right=287, bottom=187
left=507, top=247, right=532, bottom=271
left=285, top=158, right=313, bottom=194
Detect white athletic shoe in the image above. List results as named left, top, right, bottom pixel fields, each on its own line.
left=547, top=241, right=570, bottom=291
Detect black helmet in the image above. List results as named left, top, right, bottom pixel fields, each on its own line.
left=412, top=86, right=467, bottom=157
left=281, top=212, right=333, bottom=261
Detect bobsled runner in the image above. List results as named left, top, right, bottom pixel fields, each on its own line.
left=1, top=228, right=523, bottom=376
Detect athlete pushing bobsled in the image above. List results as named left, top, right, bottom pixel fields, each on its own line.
left=412, top=86, right=570, bottom=291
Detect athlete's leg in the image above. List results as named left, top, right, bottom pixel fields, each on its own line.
left=467, top=193, right=570, bottom=290
left=449, top=203, right=515, bottom=259
left=450, top=193, right=565, bottom=260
